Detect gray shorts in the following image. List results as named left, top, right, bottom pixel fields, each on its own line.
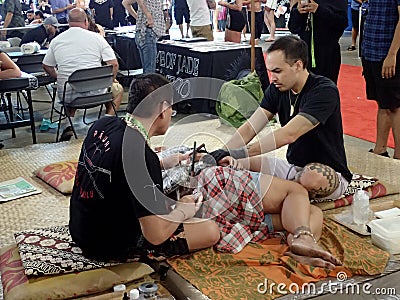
left=263, top=157, right=349, bottom=201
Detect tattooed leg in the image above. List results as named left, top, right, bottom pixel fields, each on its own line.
left=294, top=163, right=339, bottom=198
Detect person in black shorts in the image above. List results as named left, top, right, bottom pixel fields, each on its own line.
left=361, top=0, right=400, bottom=159
left=219, top=0, right=245, bottom=43
left=174, top=0, right=190, bottom=38
left=69, top=74, right=220, bottom=261
left=348, top=0, right=362, bottom=51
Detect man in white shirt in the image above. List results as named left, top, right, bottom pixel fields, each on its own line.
left=43, top=8, right=122, bottom=141
left=186, top=0, right=215, bottom=41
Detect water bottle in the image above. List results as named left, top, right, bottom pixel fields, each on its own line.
left=352, top=190, right=370, bottom=225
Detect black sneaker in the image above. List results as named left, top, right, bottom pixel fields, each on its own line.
left=59, top=126, right=74, bottom=142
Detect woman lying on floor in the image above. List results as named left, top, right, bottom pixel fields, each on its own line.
left=182, top=150, right=342, bottom=270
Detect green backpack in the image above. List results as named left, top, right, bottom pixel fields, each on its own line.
left=216, top=71, right=264, bottom=128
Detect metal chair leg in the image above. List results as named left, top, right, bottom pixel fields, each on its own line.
left=56, top=105, right=64, bottom=142
left=5, top=93, right=16, bottom=138
left=26, top=90, right=37, bottom=144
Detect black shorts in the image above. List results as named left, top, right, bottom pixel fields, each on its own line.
left=128, top=223, right=189, bottom=261
left=80, top=224, right=189, bottom=261
left=362, top=54, right=400, bottom=109
left=351, top=8, right=359, bottom=31
left=174, top=7, right=190, bottom=25
left=226, top=9, right=246, bottom=32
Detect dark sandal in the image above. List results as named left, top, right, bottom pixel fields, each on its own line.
left=347, top=45, right=356, bottom=51
left=368, top=149, right=390, bottom=158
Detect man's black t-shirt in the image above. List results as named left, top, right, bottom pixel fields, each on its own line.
left=89, top=0, right=114, bottom=29
left=260, top=73, right=352, bottom=182
left=69, top=117, right=168, bottom=260
left=20, top=25, right=48, bottom=47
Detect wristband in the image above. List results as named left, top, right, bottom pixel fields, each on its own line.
left=229, top=147, right=247, bottom=159
left=169, top=208, right=187, bottom=222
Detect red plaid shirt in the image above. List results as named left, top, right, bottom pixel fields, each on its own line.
left=198, top=166, right=271, bottom=253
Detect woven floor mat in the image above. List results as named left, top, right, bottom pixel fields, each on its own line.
left=0, top=140, right=83, bottom=248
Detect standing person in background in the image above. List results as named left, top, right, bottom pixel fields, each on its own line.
left=122, top=0, right=165, bottom=74
left=348, top=0, right=362, bottom=52
left=219, top=0, right=245, bottom=43
left=361, top=0, right=400, bottom=159
left=37, top=0, right=52, bottom=15
left=112, top=0, right=128, bottom=27
left=89, top=0, right=114, bottom=29
left=0, top=0, right=25, bottom=39
left=288, top=0, right=347, bottom=84
left=162, top=0, right=172, bottom=34
left=263, top=0, right=277, bottom=42
left=51, top=0, right=76, bottom=23
left=174, top=0, right=190, bottom=38
left=243, top=0, right=263, bottom=44
left=186, top=0, right=215, bottom=41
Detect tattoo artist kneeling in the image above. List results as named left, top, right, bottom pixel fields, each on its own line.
left=69, top=74, right=220, bottom=261
left=223, top=35, right=353, bottom=200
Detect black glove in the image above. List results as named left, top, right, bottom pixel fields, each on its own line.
left=208, top=149, right=230, bottom=162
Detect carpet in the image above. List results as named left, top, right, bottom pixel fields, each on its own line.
left=338, top=64, right=395, bottom=148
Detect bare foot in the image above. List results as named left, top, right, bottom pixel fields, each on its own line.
left=291, top=235, right=342, bottom=266
left=284, top=251, right=336, bottom=270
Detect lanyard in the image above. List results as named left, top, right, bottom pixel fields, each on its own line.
left=125, top=113, right=151, bottom=146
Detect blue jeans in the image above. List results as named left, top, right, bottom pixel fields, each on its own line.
left=135, top=28, right=158, bottom=74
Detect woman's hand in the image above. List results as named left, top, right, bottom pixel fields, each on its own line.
left=218, top=1, right=227, bottom=7
left=297, top=0, right=318, bottom=13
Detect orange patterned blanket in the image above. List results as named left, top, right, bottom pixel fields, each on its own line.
left=167, top=219, right=390, bottom=299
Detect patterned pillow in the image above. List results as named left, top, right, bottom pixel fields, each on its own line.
left=0, top=243, right=154, bottom=300
left=35, top=160, right=77, bottom=194
left=14, top=226, right=128, bottom=276
left=312, top=173, right=397, bottom=210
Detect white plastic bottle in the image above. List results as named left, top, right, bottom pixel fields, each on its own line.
left=352, top=190, right=370, bottom=225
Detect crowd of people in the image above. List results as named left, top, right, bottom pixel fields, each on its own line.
left=0, top=0, right=399, bottom=278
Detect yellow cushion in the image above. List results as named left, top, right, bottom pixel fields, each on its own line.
left=35, top=160, right=77, bottom=194
left=0, top=244, right=154, bottom=300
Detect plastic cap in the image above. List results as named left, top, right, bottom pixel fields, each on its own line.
left=130, top=289, right=140, bottom=300
left=113, top=284, right=126, bottom=293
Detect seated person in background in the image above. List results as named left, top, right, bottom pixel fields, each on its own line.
left=20, top=16, right=59, bottom=48
left=42, top=8, right=123, bottom=141
left=69, top=74, right=221, bottom=261
left=0, top=49, right=21, bottom=79
left=25, top=9, right=35, bottom=24
left=32, top=11, right=45, bottom=24
left=0, top=49, right=21, bottom=149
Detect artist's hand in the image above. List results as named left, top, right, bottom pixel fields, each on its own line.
left=161, top=152, right=190, bottom=169
left=382, top=53, right=396, bottom=79
left=218, top=156, right=243, bottom=169
left=146, top=14, right=154, bottom=27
